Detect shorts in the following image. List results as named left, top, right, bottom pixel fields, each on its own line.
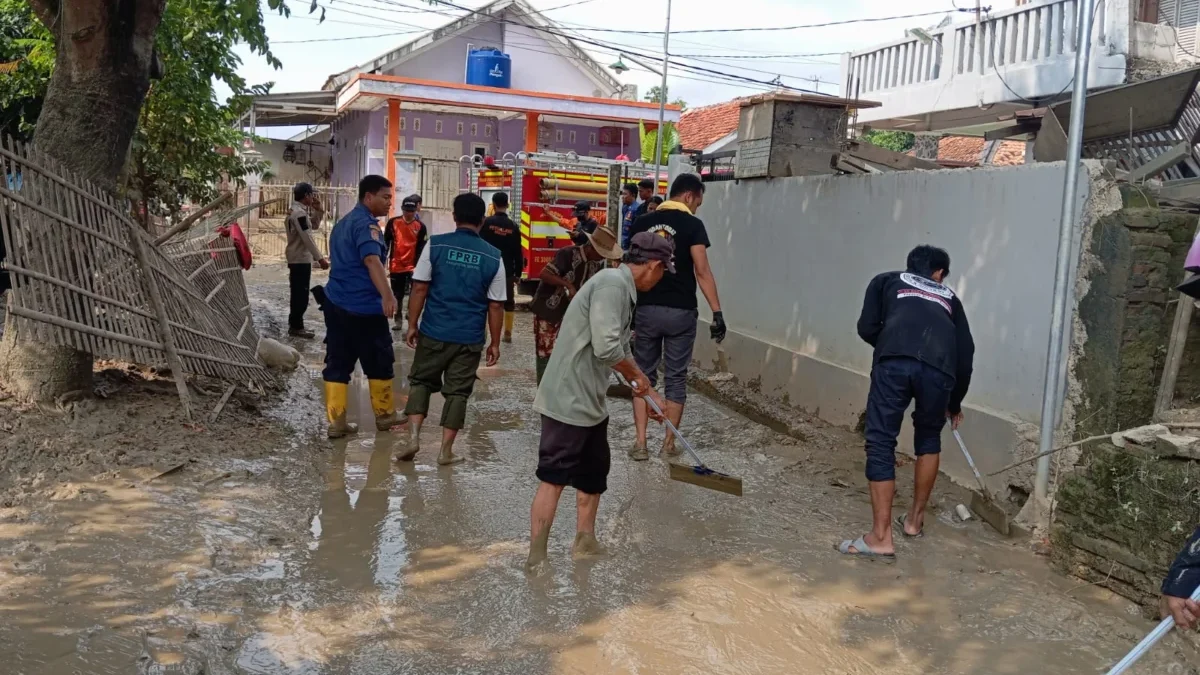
left=863, top=356, right=955, bottom=482
left=536, top=415, right=611, bottom=495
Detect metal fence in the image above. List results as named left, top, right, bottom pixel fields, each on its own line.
left=232, top=182, right=357, bottom=260
left=0, top=135, right=271, bottom=416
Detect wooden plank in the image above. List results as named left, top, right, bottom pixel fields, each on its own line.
left=1127, top=141, right=1192, bottom=183
left=209, top=383, right=237, bottom=423
left=1155, top=218, right=1200, bottom=419
left=845, top=141, right=942, bottom=171
left=668, top=462, right=743, bottom=497
left=126, top=221, right=193, bottom=419
left=984, top=123, right=1039, bottom=141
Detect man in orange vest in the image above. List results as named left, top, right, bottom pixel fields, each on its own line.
left=383, top=194, right=429, bottom=332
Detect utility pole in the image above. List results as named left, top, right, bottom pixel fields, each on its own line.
left=975, top=0, right=985, bottom=75
left=652, top=0, right=672, bottom=189
left=1034, top=0, right=1094, bottom=503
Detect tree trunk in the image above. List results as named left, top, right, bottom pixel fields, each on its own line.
left=1, top=0, right=167, bottom=401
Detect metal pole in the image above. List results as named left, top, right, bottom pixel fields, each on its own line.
left=652, top=0, right=671, bottom=188
left=975, top=0, right=984, bottom=75
left=1034, top=0, right=1094, bottom=502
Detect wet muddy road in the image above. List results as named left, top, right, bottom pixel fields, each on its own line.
left=3, top=268, right=1198, bottom=674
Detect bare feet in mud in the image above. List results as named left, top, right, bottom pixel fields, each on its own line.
left=436, top=438, right=465, bottom=466
left=526, top=529, right=550, bottom=574
left=571, top=532, right=607, bottom=559
left=393, top=424, right=421, bottom=462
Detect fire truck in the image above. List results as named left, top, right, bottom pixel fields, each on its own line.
left=465, top=152, right=667, bottom=291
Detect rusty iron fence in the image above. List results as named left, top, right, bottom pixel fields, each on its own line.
left=0, top=135, right=272, bottom=416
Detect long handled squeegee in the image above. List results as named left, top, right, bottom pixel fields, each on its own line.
left=644, top=395, right=743, bottom=497
left=1106, top=584, right=1200, bottom=674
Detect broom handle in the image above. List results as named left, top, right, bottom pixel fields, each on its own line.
left=643, top=394, right=706, bottom=468
left=1106, top=585, right=1200, bottom=674
left=952, top=429, right=987, bottom=491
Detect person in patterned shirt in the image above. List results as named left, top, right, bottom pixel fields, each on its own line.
left=529, top=227, right=622, bottom=384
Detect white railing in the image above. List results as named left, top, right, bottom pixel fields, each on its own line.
left=843, top=0, right=1129, bottom=103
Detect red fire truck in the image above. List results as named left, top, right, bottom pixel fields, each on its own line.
left=469, top=152, right=667, bottom=289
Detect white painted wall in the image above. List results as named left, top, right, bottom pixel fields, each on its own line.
left=384, top=23, right=505, bottom=84
left=690, top=163, right=1104, bottom=489
left=256, top=139, right=333, bottom=184
left=503, top=23, right=604, bottom=96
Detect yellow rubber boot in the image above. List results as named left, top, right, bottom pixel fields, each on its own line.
left=368, top=379, right=402, bottom=431
left=503, top=311, right=514, bottom=343
left=325, top=381, right=359, bottom=439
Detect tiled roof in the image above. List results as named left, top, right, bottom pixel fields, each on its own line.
left=936, top=135, right=1026, bottom=166
left=678, top=98, right=747, bottom=151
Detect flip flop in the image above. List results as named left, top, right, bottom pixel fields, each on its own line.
left=836, top=536, right=896, bottom=562
left=895, top=514, right=924, bottom=538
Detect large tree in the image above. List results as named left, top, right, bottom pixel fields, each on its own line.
left=0, top=0, right=293, bottom=400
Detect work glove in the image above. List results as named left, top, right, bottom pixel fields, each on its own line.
left=710, top=311, right=727, bottom=344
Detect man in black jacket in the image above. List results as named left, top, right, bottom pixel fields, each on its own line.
left=840, top=245, right=974, bottom=559
left=1162, top=526, right=1200, bottom=629
left=481, top=192, right=523, bottom=342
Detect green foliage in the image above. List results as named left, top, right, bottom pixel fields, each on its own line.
left=0, top=0, right=313, bottom=218
left=859, top=129, right=916, bottom=153
left=643, top=86, right=687, bottom=112
left=639, top=119, right=680, bottom=165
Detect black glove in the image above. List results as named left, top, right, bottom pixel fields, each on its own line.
left=710, top=311, right=727, bottom=343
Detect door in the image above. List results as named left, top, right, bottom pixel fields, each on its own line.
left=413, top=138, right=463, bottom=210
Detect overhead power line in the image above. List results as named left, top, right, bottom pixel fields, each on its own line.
left=421, top=0, right=827, bottom=95
left=556, top=9, right=972, bottom=35
left=274, top=30, right=420, bottom=43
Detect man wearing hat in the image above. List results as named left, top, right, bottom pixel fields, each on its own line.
left=526, top=231, right=672, bottom=572
left=383, top=194, right=429, bottom=332
left=529, top=226, right=622, bottom=384
left=285, top=182, right=329, bottom=338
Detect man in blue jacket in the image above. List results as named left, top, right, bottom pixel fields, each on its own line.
left=841, top=245, right=975, bottom=560
left=1163, top=527, right=1200, bottom=629
left=397, top=193, right=506, bottom=466
left=320, top=174, right=400, bottom=439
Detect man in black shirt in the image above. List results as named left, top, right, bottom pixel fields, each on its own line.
left=1163, top=526, right=1200, bottom=629
left=481, top=192, right=523, bottom=342
left=633, top=178, right=655, bottom=220
left=627, top=173, right=726, bottom=461
left=840, top=245, right=975, bottom=560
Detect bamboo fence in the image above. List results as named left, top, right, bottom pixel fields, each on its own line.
left=0, top=135, right=272, bottom=417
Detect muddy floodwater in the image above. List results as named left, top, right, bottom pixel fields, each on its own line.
left=1, top=269, right=1198, bottom=674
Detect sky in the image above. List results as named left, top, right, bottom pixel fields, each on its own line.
left=229, top=0, right=970, bottom=138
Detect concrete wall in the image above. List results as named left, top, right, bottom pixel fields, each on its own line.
left=257, top=139, right=332, bottom=185
left=503, top=23, right=602, bottom=96
left=691, top=163, right=1116, bottom=493
left=384, top=24, right=505, bottom=86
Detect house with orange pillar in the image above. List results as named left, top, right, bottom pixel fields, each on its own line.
left=249, top=0, right=681, bottom=228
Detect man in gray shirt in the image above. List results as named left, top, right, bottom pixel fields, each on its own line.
left=285, top=182, right=329, bottom=338
left=526, top=232, right=672, bottom=573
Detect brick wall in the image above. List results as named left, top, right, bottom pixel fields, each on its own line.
left=1075, top=206, right=1198, bottom=435
left=1053, top=441, right=1200, bottom=613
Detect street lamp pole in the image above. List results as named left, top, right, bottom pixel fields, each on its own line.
left=652, top=0, right=672, bottom=189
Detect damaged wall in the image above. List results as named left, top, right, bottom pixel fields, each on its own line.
left=1076, top=207, right=1200, bottom=435
left=692, top=162, right=1120, bottom=495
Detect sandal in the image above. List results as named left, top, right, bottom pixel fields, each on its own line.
left=896, top=514, right=924, bottom=538
left=836, top=535, right=896, bottom=562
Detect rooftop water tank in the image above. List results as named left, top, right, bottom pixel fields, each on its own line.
left=466, top=48, right=512, bottom=89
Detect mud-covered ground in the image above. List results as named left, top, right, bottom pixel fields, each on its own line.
left=1, top=264, right=1198, bottom=674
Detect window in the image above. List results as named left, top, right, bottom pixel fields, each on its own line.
left=569, top=130, right=577, bottom=143
left=588, top=151, right=607, bottom=158
left=435, top=120, right=443, bottom=134
left=484, top=124, right=492, bottom=137
left=472, top=144, right=488, bottom=158
left=589, top=132, right=597, bottom=145
left=471, top=123, right=478, bottom=137
left=456, top=122, right=464, bottom=135
left=399, top=117, right=406, bottom=131
left=555, top=129, right=563, bottom=142
left=413, top=118, right=421, bottom=132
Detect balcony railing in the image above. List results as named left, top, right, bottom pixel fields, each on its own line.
left=841, top=0, right=1132, bottom=130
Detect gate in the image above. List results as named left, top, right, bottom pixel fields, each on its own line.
left=418, top=158, right=464, bottom=234
left=232, top=182, right=356, bottom=260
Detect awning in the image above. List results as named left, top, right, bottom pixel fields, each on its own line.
left=249, top=90, right=338, bottom=127
left=337, top=74, right=681, bottom=125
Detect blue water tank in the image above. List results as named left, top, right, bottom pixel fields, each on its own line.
left=466, top=48, right=512, bottom=89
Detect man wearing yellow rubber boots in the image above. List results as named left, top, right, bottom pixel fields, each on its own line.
left=320, top=174, right=401, bottom=438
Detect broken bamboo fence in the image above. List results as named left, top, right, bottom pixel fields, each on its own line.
left=0, top=134, right=273, bottom=417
